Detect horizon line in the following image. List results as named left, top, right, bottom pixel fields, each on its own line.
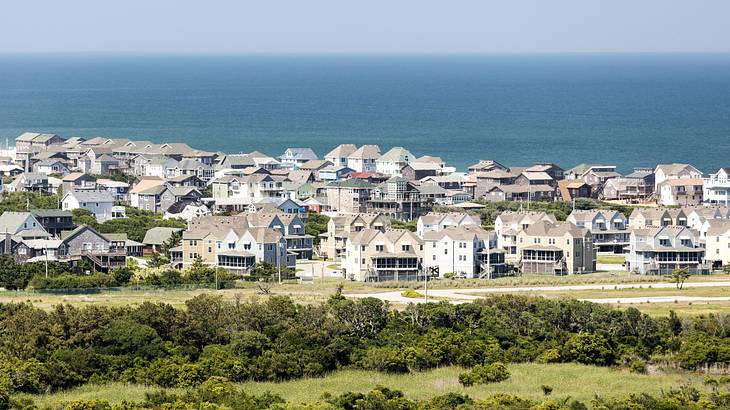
left=2, top=51, right=730, bottom=57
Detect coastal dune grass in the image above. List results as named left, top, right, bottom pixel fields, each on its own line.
left=22, top=363, right=707, bottom=407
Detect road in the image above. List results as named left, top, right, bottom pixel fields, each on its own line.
left=345, top=281, right=730, bottom=305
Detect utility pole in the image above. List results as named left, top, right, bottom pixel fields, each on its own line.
left=45, top=240, right=49, bottom=278
left=486, top=233, right=491, bottom=280
left=423, top=266, right=428, bottom=302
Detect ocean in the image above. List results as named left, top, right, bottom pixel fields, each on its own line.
left=0, top=53, right=729, bottom=173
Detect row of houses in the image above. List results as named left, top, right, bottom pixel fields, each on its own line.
left=331, top=204, right=730, bottom=282
left=0, top=209, right=194, bottom=269
left=8, top=133, right=730, bottom=220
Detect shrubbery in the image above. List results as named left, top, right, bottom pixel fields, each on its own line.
left=0, top=294, right=728, bottom=397
left=8, top=384, right=730, bottom=410
left=458, top=362, right=510, bottom=386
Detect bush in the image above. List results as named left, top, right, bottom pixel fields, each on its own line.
left=401, top=289, right=424, bottom=298
left=458, top=362, right=510, bottom=386
left=629, top=359, right=647, bottom=374
left=564, top=333, right=614, bottom=366
left=27, top=273, right=118, bottom=290
left=360, top=347, right=409, bottom=373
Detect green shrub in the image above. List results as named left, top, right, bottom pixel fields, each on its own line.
left=401, top=289, right=424, bottom=298
left=628, top=359, right=647, bottom=374
left=565, top=333, right=614, bottom=366
left=458, top=362, right=510, bottom=386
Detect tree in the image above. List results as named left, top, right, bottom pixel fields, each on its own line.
left=0, top=254, right=25, bottom=290
left=390, top=219, right=417, bottom=232
left=147, top=251, right=170, bottom=269
left=253, top=261, right=295, bottom=281
left=112, top=267, right=134, bottom=286
left=304, top=212, right=329, bottom=245
left=71, top=208, right=100, bottom=229
left=670, top=268, right=690, bottom=290
left=565, top=333, right=614, bottom=365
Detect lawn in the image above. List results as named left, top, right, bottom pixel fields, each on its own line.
left=597, top=254, right=626, bottom=264
left=21, top=363, right=708, bottom=407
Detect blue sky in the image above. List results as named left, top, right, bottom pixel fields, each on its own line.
left=2, top=0, right=729, bottom=53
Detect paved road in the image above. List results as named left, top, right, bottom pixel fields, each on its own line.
left=296, top=260, right=343, bottom=278
left=346, top=281, right=730, bottom=305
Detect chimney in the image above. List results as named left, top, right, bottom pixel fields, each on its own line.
left=4, top=231, right=10, bottom=254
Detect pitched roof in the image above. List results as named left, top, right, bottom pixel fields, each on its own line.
left=327, top=179, right=375, bottom=189
left=300, top=159, right=332, bottom=170
left=176, top=159, right=212, bottom=171
left=63, top=172, right=95, bottom=182
left=378, top=147, right=414, bottom=162
left=130, top=177, right=165, bottom=194
left=30, top=209, right=73, bottom=218
left=660, top=178, right=704, bottom=187
left=142, top=227, right=183, bottom=245
left=347, top=144, right=381, bottom=159
left=65, top=190, right=115, bottom=203
left=0, top=212, right=39, bottom=234
left=519, top=171, right=553, bottom=181
left=325, top=144, right=358, bottom=158
left=655, top=163, right=700, bottom=176
left=60, top=224, right=107, bottom=242
left=707, top=219, right=730, bottom=236
left=282, top=148, right=318, bottom=160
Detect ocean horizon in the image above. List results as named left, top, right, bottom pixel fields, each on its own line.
left=1, top=53, right=729, bottom=172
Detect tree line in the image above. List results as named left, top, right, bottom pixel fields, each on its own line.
left=1, top=293, right=728, bottom=400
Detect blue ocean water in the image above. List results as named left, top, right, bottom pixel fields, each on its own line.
left=0, top=53, right=729, bottom=172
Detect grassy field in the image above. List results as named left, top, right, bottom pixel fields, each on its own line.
left=464, top=285, right=730, bottom=316
left=596, top=254, right=626, bottom=264
left=21, top=363, right=708, bottom=407
left=2, top=272, right=728, bottom=311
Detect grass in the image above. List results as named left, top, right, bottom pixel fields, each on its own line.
left=1, top=271, right=728, bottom=311
left=326, top=263, right=341, bottom=271
left=597, top=255, right=626, bottom=264
left=465, top=286, right=730, bottom=300
left=21, top=363, right=708, bottom=407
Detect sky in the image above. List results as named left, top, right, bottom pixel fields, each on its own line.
left=2, top=0, right=729, bottom=54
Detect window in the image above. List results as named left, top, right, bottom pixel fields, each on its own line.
left=444, top=248, right=448, bottom=255
left=208, top=247, right=212, bottom=253
left=375, top=244, right=384, bottom=252
left=659, top=239, right=670, bottom=246
left=432, top=255, right=436, bottom=260
left=402, top=244, right=411, bottom=252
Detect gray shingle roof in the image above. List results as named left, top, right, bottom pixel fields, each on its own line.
left=67, top=190, right=115, bottom=203
left=143, top=227, right=183, bottom=245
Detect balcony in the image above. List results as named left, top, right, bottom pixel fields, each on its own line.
left=704, top=177, right=730, bottom=188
